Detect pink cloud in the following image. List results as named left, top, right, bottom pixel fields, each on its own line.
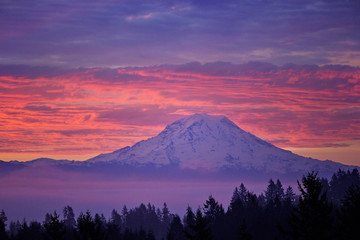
left=0, top=63, right=359, bottom=164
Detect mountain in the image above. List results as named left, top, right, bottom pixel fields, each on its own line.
left=87, top=113, right=352, bottom=175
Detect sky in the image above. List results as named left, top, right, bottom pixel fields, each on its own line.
left=0, top=0, right=359, bottom=166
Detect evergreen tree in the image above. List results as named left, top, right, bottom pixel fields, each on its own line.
left=203, top=195, right=223, bottom=224
left=238, top=184, right=247, bottom=202
left=275, top=179, right=285, bottom=206
left=146, top=230, right=156, bottom=240
left=94, top=213, right=107, bottom=240
left=121, top=205, right=129, bottom=230
left=185, top=208, right=212, bottom=240
left=107, top=209, right=121, bottom=239
left=203, top=195, right=225, bottom=240
left=17, top=220, right=30, bottom=240
left=63, top=205, right=76, bottom=240
left=238, top=220, right=252, bottom=240
left=230, top=187, right=240, bottom=210
left=167, top=215, right=186, bottom=240
left=288, top=172, right=334, bottom=240
left=257, top=193, right=266, bottom=207
left=328, top=168, right=360, bottom=204
left=43, top=211, right=65, bottom=240
left=284, top=186, right=296, bottom=207
left=339, top=185, right=360, bottom=239
left=265, top=179, right=277, bottom=207
left=183, top=206, right=196, bottom=238
left=0, top=210, right=8, bottom=240
left=9, top=220, right=21, bottom=239
left=63, top=206, right=76, bottom=229
left=28, top=221, right=43, bottom=240
left=77, top=210, right=95, bottom=240
left=162, top=202, right=171, bottom=233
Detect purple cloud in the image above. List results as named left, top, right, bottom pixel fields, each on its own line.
left=0, top=1, right=359, bottom=67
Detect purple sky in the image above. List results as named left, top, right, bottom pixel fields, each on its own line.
left=0, top=0, right=359, bottom=165
left=1, top=0, right=360, bottom=67
left=0, top=0, right=360, bottom=222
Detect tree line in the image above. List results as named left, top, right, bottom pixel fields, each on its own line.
left=1, top=168, right=359, bottom=240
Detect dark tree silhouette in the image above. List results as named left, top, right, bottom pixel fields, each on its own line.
left=185, top=208, right=212, bottom=240
left=203, top=195, right=225, bottom=240
left=3, top=168, right=360, bottom=240
left=0, top=210, right=8, bottom=240
left=265, top=179, right=276, bottom=207
left=76, top=210, right=96, bottom=240
left=265, top=179, right=284, bottom=208
left=63, top=206, right=76, bottom=229
left=162, top=202, right=171, bottom=235
left=339, top=185, right=360, bottom=239
left=28, top=221, right=43, bottom=240
left=203, top=195, right=224, bottom=224
left=43, top=211, right=65, bottom=240
left=183, top=206, right=196, bottom=238
left=94, top=213, right=107, bottom=240
left=328, top=169, right=360, bottom=204
left=284, top=186, right=296, bottom=207
left=238, top=220, right=252, bottom=240
left=63, top=205, right=76, bottom=240
left=16, top=220, right=30, bottom=240
left=167, top=215, right=186, bottom=240
left=107, top=209, right=122, bottom=240
left=288, top=172, right=334, bottom=240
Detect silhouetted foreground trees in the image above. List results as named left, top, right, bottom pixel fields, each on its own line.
left=1, top=169, right=360, bottom=240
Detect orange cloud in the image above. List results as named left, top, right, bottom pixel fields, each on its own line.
left=0, top=63, right=359, bottom=165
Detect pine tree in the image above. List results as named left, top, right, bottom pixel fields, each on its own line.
left=107, top=210, right=121, bottom=240
left=110, top=209, right=122, bottom=229
left=162, top=202, right=171, bottom=232
left=203, top=195, right=223, bottom=224
left=9, top=220, right=21, bottom=239
left=0, top=210, right=8, bottom=240
left=328, top=168, right=360, bottom=204
left=183, top=206, right=196, bottom=238
left=77, top=210, right=95, bottom=240
left=239, top=184, right=248, bottom=202
left=121, top=205, right=129, bottom=228
left=63, top=205, right=76, bottom=229
left=28, top=221, right=43, bottom=240
left=94, top=213, right=107, bottom=240
left=185, top=208, right=212, bottom=240
left=63, top=205, right=76, bottom=240
left=284, top=186, right=296, bottom=207
left=167, top=215, right=186, bottom=240
left=230, top=187, right=240, bottom=209
left=288, top=172, right=334, bottom=240
left=43, top=211, right=65, bottom=240
left=275, top=179, right=285, bottom=206
left=238, top=220, right=252, bottom=240
left=265, top=179, right=277, bottom=207
left=339, top=185, right=360, bottom=239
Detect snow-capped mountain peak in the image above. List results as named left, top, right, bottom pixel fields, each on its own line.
left=87, top=113, right=349, bottom=174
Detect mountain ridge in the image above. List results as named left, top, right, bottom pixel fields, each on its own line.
left=86, top=113, right=353, bottom=175
left=0, top=113, right=357, bottom=178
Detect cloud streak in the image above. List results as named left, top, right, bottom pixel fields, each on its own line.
left=0, top=0, right=359, bottom=67
left=0, top=62, right=359, bottom=165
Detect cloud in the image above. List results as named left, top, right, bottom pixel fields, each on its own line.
left=0, top=62, right=359, bottom=165
left=0, top=1, right=359, bottom=67
left=96, top=105, right=183, bottom=126
left=126, top=13, right=154, bottom=21
left=23, top=105, right=58, bottom=113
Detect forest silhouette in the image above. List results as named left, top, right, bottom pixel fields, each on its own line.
left=1, top=169, right=359, bottom=240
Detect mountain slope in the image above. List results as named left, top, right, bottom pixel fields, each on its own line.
left=87, top=113, right=349, bottom=174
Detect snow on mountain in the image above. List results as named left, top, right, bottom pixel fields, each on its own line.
left=87, top=113, right=349, bottom=174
